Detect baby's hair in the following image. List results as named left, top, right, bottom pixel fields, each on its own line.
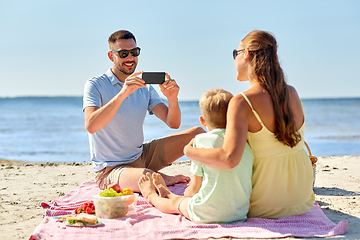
left=199, top=88, right=233, bottom=129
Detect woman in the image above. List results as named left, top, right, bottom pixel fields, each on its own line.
left=184, top=30, right=314, bottom=218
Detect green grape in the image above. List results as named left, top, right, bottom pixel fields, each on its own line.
left=99, top=188, right=125, bottom=197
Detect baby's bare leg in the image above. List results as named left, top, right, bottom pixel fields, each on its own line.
left=152, top=172, right=180, bottom=199
left=152, top=172, right=191, bottom=219
left=138, top=172, right=186, bottom=215
left=138, top=172, right=158, bottom=204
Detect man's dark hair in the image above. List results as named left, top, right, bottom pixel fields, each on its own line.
left=108, top=30, right=136, bottom=49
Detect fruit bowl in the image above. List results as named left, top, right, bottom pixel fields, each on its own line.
left=93, top=193, right=138, bottom=219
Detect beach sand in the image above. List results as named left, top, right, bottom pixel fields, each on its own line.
left=1, top=156, right=359, bottom=240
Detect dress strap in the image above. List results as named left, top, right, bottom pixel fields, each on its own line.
left=239, top=92, right=264, bottom=126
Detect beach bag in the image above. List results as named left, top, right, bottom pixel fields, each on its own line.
left=304, top=141, right=318, bottom=186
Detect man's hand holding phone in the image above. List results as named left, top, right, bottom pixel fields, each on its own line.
left=160, top=73, right=180, bottom=101
left=142, top=72, right=180, bottom=128
left=121, top=71, right=146, bottom=98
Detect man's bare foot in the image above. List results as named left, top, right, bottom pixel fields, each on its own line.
left=138, top=172, right=157, bottom=204
left=161, top=173, right=190, bottom=186
left=152, top=172, right=172, bottom=198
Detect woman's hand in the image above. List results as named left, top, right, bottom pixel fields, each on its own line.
left=183, top=138, right=195, bottom=155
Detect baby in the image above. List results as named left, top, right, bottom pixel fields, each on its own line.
left=138, top=88, right=254, bottom=223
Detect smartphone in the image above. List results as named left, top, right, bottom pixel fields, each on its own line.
left=142, top=72, right=165, bottom=84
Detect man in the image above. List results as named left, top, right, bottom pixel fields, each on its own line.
left=83, top=30, right=204, bottom=192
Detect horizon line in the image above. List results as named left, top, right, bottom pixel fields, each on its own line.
left=1, top=95, right=360, bottom=101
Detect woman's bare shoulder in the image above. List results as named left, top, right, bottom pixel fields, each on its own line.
left=287, top=84, right=300, bottom=97
left=229, top=93, right=250, bottom=111
left=287, top=85, right=305, bottom=127
left=287, top=85, right=302, bottom=106
left=242, top=87, right=273, bottom=109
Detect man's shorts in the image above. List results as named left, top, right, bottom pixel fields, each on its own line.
left=95, top=138, right=167, bottom=189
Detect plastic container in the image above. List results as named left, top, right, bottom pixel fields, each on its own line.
left=93, top=193, right=138, bottom=219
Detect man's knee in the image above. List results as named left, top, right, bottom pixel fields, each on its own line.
left=189, top=126, right=205, bottom=136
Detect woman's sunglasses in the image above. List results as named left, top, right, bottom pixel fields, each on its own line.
left=233, top=49, right=245, bottom=60
left=111, top=47, right=141, bottom=58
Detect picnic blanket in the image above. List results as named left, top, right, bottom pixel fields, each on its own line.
left=30, top=181, right=347, bottom=240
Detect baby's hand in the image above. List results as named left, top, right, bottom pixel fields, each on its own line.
left=184, top=185, right=196, bottom=197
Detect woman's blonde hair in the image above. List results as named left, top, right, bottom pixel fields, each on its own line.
left=241, top=30, right=301, bottom=147
left=199, top=89, right=233, bottom=129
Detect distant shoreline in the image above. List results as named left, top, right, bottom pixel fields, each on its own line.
left=1, top=96, right=360, bottom=101
left=2, top=155, right=360, bottom=165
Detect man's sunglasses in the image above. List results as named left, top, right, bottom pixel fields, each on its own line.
left=111, top=47, right=141, bottom=58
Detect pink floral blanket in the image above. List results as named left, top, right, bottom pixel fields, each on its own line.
left=30, top=181, right=347, bottom=240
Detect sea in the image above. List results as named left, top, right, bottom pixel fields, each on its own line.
left=0, top=97, right=359, bottom=163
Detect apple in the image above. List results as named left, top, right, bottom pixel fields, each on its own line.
left=107, top=183, right=121, bottom=193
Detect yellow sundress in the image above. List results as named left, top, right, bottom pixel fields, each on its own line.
left=240, top=92, right=315, bottom=219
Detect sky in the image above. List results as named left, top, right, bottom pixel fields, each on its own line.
left=0, top=0, right=359, bottom=101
